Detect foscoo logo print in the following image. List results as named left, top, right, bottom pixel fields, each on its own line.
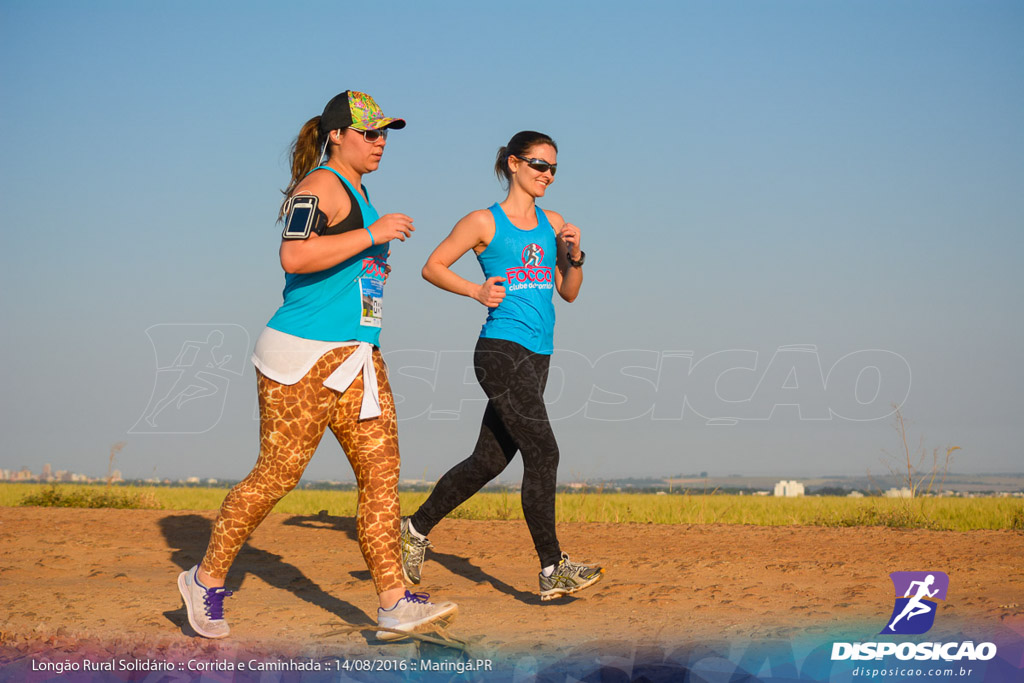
left=505, top=244, right=552, bottom=291
left=361, top=254, right=388, bottom=279
left=130, top=324, right=249, bottom=434
left=882, top=571, right=949, bottom=635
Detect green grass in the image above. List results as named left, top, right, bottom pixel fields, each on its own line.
left=14, top=484, right=161, bottom=509
left=2, top=483, right=1020, bottom=531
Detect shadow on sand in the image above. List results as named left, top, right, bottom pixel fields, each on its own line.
left=286, top=512, right=576, bottom=607
left=158, top=513, right=374, bottom=640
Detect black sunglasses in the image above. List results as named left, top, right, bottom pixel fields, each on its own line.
left=349, top=127, right=388, bottom=142
left=514, top=155, right=557, bottom=175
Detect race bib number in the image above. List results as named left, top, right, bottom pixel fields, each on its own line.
left=359, top=277, right=383, bottom=327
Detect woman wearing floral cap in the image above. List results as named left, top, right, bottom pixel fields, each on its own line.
left=177, top=90, right=456, bottom=641
left=400, top=131, right=603, bottom=600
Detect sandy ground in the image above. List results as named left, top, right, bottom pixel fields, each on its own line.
left=1, top=507, right=1023, bottom=679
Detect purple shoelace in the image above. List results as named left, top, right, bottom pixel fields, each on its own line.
left=203, top=587, right=233, bottom=620
left=402, top=590, right=430, bottom=604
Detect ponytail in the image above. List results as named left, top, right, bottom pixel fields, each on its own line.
left=494, top=145, right=511, bottom=184
left=279, top=116, right=325, bottom=219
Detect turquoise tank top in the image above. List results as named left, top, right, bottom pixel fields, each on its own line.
left=476, top=203, right=557, bottom=354
left=266, top=167, right=388, bottom=343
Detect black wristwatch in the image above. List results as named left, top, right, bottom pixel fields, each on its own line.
left=567, top=250, right=586, bottom=268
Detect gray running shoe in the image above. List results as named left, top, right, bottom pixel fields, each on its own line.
left=400, top=517, right=432, bottom=585
left=539, top=553, right=604, bottom=601
left=177, top=565, right=233, bottom=638
left=376, top=591, right=457, bottom=641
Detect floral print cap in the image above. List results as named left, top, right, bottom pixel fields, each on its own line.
left=320, top=90, right=406, bottom=134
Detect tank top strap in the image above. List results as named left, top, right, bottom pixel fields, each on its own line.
left=308, top=164, right=369, bottom=202
left=487, top=203, right=509, bottom=235
left=534, top=205, right=554, bottom=232
left=306, top=165, right=378, bottom=224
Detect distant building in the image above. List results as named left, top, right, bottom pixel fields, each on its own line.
left=884, top=487, right=913, bottom=498
left=774, top=480, right=805, bottom=497
left=847, top=491, right=865, bottom=498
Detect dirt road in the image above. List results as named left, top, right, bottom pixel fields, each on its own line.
left=1, top=508, right=1021, bottom=680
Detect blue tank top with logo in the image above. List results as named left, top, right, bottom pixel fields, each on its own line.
left=266, top=167, right=389, bottom=344
left=476, top=203, right=556, bottom=354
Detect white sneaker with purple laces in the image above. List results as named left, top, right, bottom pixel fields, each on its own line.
left=177, top=565, right=232, bottom=638
left=376, top=590, right=457, bottom=641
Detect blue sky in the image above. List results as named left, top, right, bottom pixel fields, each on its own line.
left=1, top=1, right=1022, bottom=482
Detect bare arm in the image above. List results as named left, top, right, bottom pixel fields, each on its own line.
left=278, top=170, right=414, bottom=274
left=422, top=210, right=505, bottom=307
left=547, top=209, right=584, bottom=303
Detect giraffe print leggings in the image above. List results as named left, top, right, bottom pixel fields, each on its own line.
left=199, top=346, right=404, bottom=595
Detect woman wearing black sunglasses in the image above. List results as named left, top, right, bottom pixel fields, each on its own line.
left=400, top=131, right=603, bottom=600
left=176, top=91, right=456, bottom=642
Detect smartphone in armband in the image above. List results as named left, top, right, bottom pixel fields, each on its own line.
left=282, top=195, right=319, bottom=240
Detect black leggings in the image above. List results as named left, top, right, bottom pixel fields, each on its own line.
left=411, top=337, right=561, bottom=567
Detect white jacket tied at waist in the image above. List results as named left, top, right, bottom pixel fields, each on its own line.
left=251, top=327, right=383, bottom=420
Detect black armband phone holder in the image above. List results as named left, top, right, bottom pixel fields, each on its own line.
left=282, top=195, right=328, bottom=240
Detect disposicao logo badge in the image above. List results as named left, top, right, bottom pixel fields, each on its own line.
left=881, top=571, right=949, bottom=635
